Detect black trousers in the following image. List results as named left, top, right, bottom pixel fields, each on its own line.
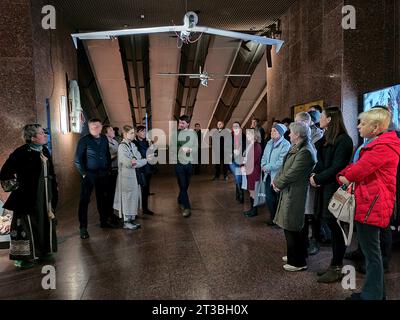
left=356, top=222, right=386, bottom=300
left=284, top=227, right=308, bottom=267
left=327, top=218, right=347, bottom=266
left=354, top=226, right=392, bottom=268
left=107, top=169, right=118, bottom=219
left=214, top=163, right=228, bottom=178
left=175, top=163, right=192, bottom=209
left=78, top=172, right=109, bottom=229
left=141, top=173, right=152, bottom=211
left=265, top=176, right=278, bottom=220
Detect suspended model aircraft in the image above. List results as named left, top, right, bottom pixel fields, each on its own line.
left=71, top=11, right=284, bottom=53
left=157, top=66, right=251, bottom=87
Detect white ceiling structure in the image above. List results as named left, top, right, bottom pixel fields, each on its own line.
left=57, top=0, right=297, bottom=140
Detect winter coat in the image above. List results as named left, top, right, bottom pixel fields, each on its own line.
left=338, top=131, right=400, bottom=228
left=0, top=144, right=58, bottom=213
left=313, top=133, right=354, bottom=219
left=113, top=140, right=147, bottom=218
left=261, top=137, right=291, bottom=184
left=273, top=140, right=317, bottom=232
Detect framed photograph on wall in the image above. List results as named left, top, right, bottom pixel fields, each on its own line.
left=60, top=95, right=70, bottom=134
left=292, top=100, right=324, bottom=118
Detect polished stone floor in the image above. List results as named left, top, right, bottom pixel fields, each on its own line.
left=0, top=172, right=399, bottom=300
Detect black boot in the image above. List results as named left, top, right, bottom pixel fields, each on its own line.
left=244, top=198, right=258, bottom=217
left=235, top=184, right=240, bottom=201
left=238, top=189, right=244, bottom=204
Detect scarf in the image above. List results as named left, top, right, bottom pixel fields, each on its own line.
left=29, top=143, right=43, bottom=152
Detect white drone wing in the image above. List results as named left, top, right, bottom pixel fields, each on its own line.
left=157, top=72, right=201, bottom=77
left=223, top=74, right=251, bottom=77
left=72, top=23, right=284, bottom=53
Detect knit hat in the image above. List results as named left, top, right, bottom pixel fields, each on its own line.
left=308, top=110, right=321, bottom=124
left=273, top=123, right=287, bottom=138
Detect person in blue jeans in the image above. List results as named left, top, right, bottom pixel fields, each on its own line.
left=171, top=115, right=197, bottom=218
left=261, top=123, right=290, bottom=225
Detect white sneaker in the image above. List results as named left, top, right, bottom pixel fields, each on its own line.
left=283, top=264, right=307, bottom=272
left=282, top=256, right=288, bottom=263
left=123, top=222, right=141, bottom=230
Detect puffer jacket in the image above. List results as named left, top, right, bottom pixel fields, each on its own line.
left=338, top=131, right=400, bottom=228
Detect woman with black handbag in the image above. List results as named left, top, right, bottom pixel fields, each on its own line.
left=0, top=124, right=58, bottom=269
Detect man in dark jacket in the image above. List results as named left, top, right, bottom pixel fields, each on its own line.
left=75, top=118, right=112, bottom=239
left=212, top=121, right=229, bottom=181
left=134, top=125, right=155, bottom=215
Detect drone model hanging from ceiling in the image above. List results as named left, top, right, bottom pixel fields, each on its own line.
left=157, top=66, right=251, bottom=87
left=71, top=11, right=284, bottom=53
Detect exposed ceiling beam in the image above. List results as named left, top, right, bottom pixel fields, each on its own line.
left=206, top=41, right=242, bottom=129
left=222, top=44, right=264, bottom=124
left=242, top=86, right=268, bottom=128
left=119, top=38, right=137, bottom=125
left=84, top=40, right=133, bottom=130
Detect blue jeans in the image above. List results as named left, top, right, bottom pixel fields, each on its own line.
left=175, top=163, right=193, bottom=209
left=356, top=222, right=386, bottom=300
left=229, top=162, right=242, bottom=185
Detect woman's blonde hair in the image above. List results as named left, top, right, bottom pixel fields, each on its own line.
left=122, top=125, right=134, bottom=138
left=359, top=107, right=391, bottom=132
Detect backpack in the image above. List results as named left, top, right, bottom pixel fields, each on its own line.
left=328, top=183, right=355, bottom=246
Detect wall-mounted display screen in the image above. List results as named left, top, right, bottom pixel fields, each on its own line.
left=363, top=84, right=400, bottom=130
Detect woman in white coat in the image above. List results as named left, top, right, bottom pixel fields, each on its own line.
left=113, top=125, right=147, bottom=230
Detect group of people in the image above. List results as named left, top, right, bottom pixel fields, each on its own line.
left=1, top=106, right=400, bottom=301
left=204, top=105, right=399, bottom=300
left=74, top=119, right=156, bottom=239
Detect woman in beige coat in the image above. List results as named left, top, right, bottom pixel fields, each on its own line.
left=113, top=125, right=147, bottom=230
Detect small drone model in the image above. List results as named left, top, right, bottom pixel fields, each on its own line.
left=157, top=66, right=250, bottom=87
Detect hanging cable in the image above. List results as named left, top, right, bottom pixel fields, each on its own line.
left=188, top=32, right=204, bottom=44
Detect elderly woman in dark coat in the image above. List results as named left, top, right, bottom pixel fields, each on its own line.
left=0, top=124, right=58, bottom=269
left=272, top=122, right=317, bottom=272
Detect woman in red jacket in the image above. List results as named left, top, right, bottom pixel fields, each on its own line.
left=338, top=107, right=400, bottom=300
